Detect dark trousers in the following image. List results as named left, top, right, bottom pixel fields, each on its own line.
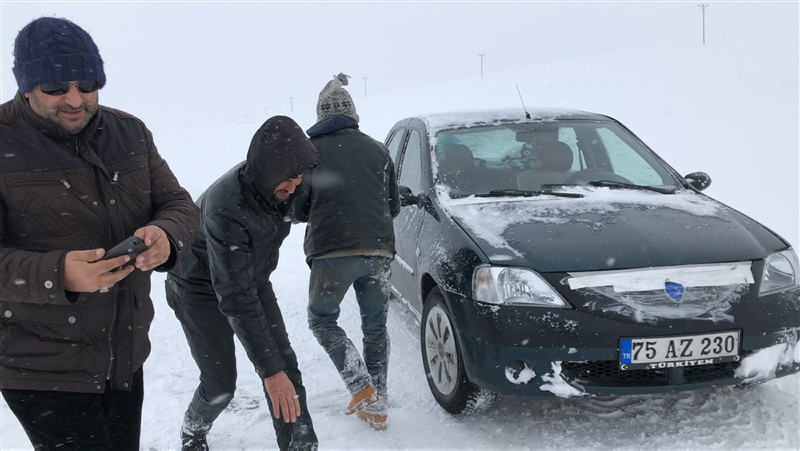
left=166, top=279, right=318, bottom=450
left=308, top=256, right=391, bottom=413
left=1, top=368, right=144, bottom=451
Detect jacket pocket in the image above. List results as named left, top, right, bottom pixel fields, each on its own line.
left=7, top=177, right=91, bottom=240
left=110, top=161, right=149, bottom=186
left=131, top=291, right=154, bottom=328
left=130, top=291, right=155, bottom=368
left=0, top=301, right=83, bottom=372
left=109, top=157, right=153, bottom=228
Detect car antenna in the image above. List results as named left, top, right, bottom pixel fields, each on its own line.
left=516, top=85, right=531, bottom=119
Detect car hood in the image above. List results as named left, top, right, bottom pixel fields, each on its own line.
left=442, top=188, right=787, bottom=273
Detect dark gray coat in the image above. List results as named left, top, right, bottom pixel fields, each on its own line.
left=294, top=115, right=400, bottom=261
left=0, top=92, right=200, bottom=393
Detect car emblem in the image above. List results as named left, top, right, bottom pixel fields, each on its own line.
left=664, top=280, right=685, bottom=302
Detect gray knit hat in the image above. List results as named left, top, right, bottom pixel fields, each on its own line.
left=316, top=73, right=359, bottom=122
left=12, top=17, right=106, bottom=94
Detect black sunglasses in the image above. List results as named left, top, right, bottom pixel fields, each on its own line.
left=38, top=81, right=100, bottom=96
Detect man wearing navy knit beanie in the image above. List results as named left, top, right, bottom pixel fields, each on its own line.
left=12, top=16, right=107, bottom=133
left=0, top=17, right=200, bottom=450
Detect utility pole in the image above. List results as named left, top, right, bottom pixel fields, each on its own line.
left=478, top=53, right=485, bottom=79
left=264, top=107, right=268, bottom=117
left=363, top=77, right=368, bottom=96
left=289, top=97, right=294, bottom=111
left=698, top=4, right=709, bottom=44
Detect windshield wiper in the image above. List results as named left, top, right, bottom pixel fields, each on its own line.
left=544, top=181, right=676, bottom=194
left=585, top=180, right=677, bottom=194
left=473, top=189, right=583, bottom=199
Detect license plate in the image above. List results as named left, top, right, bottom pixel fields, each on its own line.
left=619, top=330, right=740, bottom=370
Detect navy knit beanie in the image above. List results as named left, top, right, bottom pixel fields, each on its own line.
left=12, top=17, right=106, bottom=94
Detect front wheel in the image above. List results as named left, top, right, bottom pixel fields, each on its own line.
left=420, top=288, right=495, bottom=414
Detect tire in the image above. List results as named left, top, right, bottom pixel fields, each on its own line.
left=420, top=288, right=496, bottom=414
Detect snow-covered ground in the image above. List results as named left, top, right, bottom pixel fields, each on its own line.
left=1, top=2, right=798, bottom=450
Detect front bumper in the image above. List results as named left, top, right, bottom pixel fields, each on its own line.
left=446, top=288, right=800, bottom=397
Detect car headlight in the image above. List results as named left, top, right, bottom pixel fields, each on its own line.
left=759, top=249, right=800, bottom=296
left=473, top=266, right=570, bottom=308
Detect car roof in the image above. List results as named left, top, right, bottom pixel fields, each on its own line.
left=408, top=108, right=614, bottom=133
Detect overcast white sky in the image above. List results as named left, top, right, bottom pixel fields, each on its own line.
left=3, top=1, right=796, bottom=129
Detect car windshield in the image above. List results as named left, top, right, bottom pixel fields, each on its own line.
left=433, top=120, right=683, bottom=198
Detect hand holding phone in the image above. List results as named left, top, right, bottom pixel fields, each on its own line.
left=103, top=236, right=150, bottom=268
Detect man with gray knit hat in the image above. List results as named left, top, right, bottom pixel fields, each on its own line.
left=294, top=73, right=400, bottom=430
left=0, top=17, right=199, bottom=449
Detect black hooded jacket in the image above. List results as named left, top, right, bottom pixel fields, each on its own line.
left=294, top=115, right=400, bottom=261
left=167, top=116, right=318, bottom=379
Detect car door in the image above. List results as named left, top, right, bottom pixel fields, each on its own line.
left=389, top=125, right=428, bottom=314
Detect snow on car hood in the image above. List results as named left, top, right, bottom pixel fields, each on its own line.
left=439, top=187, right=786, bottom=273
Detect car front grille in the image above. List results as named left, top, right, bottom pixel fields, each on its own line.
left=561, top=359, right=741, bottom=387
left=566, top=262, right=754, bottom=324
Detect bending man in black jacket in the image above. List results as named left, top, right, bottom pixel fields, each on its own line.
left=166, top=116, right=319, bottom=450
left=294, top=73, right=400, bottom=431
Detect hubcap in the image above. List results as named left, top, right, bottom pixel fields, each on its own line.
left=424, top=304, right=458, bottom=395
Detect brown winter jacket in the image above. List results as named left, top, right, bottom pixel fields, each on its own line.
left=0, top=92, right=200, bottom=393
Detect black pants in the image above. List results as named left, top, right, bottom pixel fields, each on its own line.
left=1, top=368, right=144, bottom=451
left=166, top=279, right=318, bottom=450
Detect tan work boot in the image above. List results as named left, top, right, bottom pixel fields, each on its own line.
left=345, top=385, right=378, bottom=415
left=357, top=410, right=388, bottom=431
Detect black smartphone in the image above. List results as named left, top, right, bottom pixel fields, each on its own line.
left=103, top=236, right=149, bottom=267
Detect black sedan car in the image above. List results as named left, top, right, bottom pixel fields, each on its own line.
left=384, top=108, right=800, bottom=414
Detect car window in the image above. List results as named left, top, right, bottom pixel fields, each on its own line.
left=436, top=127, right=580, bottom=168
left=430, top=121, right=680, bottom=197
left=398, top=130, right=423, bottom=193
left=557, top=127, right=581, bottom=171
left=595, top=127, right=666, bottom=185
left=385, top=129, right=406, bottom=163
left=437, top=128, right=518, bottom=163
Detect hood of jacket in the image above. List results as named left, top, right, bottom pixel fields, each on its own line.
left=241, top=115, right=318, bottom=203
left=306, top=114, right=359, bottom=138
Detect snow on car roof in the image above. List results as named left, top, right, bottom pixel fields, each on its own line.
left=413, top=107, right=611, bottom=133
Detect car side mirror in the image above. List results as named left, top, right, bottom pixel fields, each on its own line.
left=684, top=172, right=712, bottom=191
left=399, top=185, right=418, bottom=206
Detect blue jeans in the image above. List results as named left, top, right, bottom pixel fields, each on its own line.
left=308, top=256, right=391, bottom=412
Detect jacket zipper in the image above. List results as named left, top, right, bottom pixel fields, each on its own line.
left=77, top=136, right=118, bottom=383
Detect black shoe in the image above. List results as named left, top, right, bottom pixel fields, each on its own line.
left=181, top=430, right=209, bottom=451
